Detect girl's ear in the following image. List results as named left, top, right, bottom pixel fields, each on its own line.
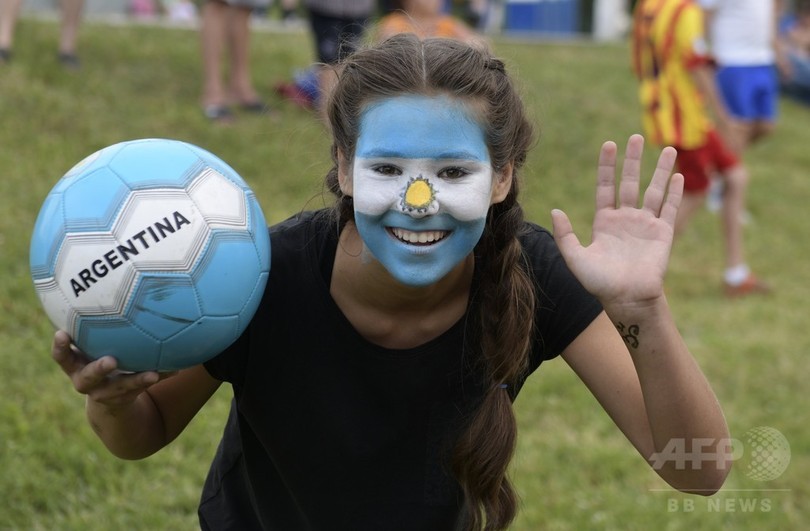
left=491, top=162, right=514, bottom=204
left=337, top=149, right=353, bottom=196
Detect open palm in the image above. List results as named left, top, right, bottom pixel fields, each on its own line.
left=552, top=135, right=684, bottom=308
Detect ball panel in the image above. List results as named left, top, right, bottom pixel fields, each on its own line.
left=112, top=190, right=208, bottom=271
left=247, top=195, right=271, bottom=272
left=34, top=278, right=73, bottom=333
left=187, top=169, right=247, bottom=228
left=59, top=142, right=127, bottom=183
left=193, top=233, right=264, bottom=316
left=62, top=168, right=130, bottom=232
left=184, top=143, right=248, bottom=187
left=77, top=319, right=161, bottom=372
left=29, top=193, right=67, bottom=280
left=158, top=315, right=242, bottom=371
left=54, top=233, right=138, bottom=315
left=126, top=274, right=202, bottom=340
left=107, top=139, right=206, bottom=189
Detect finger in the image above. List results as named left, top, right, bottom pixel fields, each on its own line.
left=595, top=141, right=618, bottom=211
left=642, top=146, right=679, bottom=216
left=551, top=209, right=582, bottom=259
left=618, top=134, right=644, bottom=208
left=73, top=356, right=120, bottom=394
left=659, top=173, right=684, bottom=227
left=52, top=330, right=87, bottom=377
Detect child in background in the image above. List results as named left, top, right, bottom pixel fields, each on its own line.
left=374, top=0, right=482, bottom=44
left=632, top=0, right=770, bottom=296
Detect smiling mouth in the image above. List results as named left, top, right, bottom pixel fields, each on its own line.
left=389, top=227, right=449, bottom=245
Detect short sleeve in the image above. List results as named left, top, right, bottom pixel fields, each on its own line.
left=519, top=224, right=603, bottom=370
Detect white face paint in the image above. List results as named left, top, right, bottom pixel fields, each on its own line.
left=351, top=95, right=495, bottom=287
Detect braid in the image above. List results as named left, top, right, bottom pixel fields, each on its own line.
left=453, top=192, right=535, bottom=530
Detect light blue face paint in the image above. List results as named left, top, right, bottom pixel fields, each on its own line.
left=352, top=95, right=494, bottom=287
left=355, top=211, right=486, bottom=287
left=356, top=95, right=490, bottom=162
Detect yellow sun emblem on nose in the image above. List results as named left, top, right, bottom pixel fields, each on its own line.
left=400, top=176, right=436, bottom=213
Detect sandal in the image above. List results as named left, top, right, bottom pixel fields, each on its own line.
left=204, top=104, right=234, bottom=123
left=58, top=52, right=81, bottom=70
left=239, top=100, right=268, bottom=113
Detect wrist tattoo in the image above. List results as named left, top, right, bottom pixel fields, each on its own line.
left=616, top=322, right=640, bottom=349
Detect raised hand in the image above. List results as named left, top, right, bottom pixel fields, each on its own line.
left=551, top=134, right=684, bottom=309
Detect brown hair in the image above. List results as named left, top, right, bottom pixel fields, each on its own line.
left=323, top=34, right=536, bottom=530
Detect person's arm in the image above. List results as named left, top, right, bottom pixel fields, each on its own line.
left=682, top=4, right=740, bottom=151
left=552, top=135, right=731, bottom=493
left=52, top=330, right=221, bottom=460
left=689, top=61, right=741, bottom=153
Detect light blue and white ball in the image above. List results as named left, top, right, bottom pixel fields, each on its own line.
left=30, top=139, right=270, bottom=372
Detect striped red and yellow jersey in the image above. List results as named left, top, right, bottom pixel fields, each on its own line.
left=631, top=0, right=714, bottom=149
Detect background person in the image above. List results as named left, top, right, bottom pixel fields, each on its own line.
left=274, top=0, right=374, bottom=110
left=0, top=0, right=85, bottom=68
left=699, top=0, right=786, bottom=150
left=373, top=0, right=482, bottom=43
left=199, top=0, right=269, bottom=122
left=632, top=0, right=770, bottom=296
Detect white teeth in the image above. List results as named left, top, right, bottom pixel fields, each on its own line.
left=391, top=228, right=447, bottom=244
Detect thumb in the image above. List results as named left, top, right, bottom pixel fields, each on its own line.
left=551, top=209, right=582, bottom=258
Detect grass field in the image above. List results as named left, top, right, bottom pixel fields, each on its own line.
left=1, top=16, right=808, bottom=531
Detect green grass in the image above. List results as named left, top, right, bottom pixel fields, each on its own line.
left=1, top=18, right=808, bottom=530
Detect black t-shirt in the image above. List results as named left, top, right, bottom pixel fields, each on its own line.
left=199, top=210, right=602, bottom=530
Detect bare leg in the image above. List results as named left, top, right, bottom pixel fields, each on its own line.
left=59, top=0, right=85, bottom=56
left=226, top=5, right=260, bottom=105
left=200, top=0, right=229, bottom=109
left=0, top=0, right=23, bottom=54
left=747, top=120, right=775, bottom=146
left=719, top=164, right=749, bottom=269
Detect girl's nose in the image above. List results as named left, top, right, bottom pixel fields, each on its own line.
left=399, top=176, right=438, bottom=218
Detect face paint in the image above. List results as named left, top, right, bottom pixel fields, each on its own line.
left=352, top=95, right=494, bottom=287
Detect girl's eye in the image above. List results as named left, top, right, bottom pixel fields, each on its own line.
left=439, top=167, right=470, bottom=180
left=373, top=165, right=402, bottom=176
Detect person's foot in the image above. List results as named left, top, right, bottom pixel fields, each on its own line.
left=58, top=52, right=81, bottom=70
left=228, top=84, right=264, bottom=107
left=724, top=274, right=771, bottom=298
left=0, top=48, right=11, bottom=64
left=238, top=100, right=269, bottom=114
left=204, top=104, right=235, bottom=124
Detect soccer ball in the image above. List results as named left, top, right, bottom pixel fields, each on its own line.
left=29, top=139, right=271, bottom=372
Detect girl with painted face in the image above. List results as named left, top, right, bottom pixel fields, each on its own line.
left=51, top=34, right=730, bottom=530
